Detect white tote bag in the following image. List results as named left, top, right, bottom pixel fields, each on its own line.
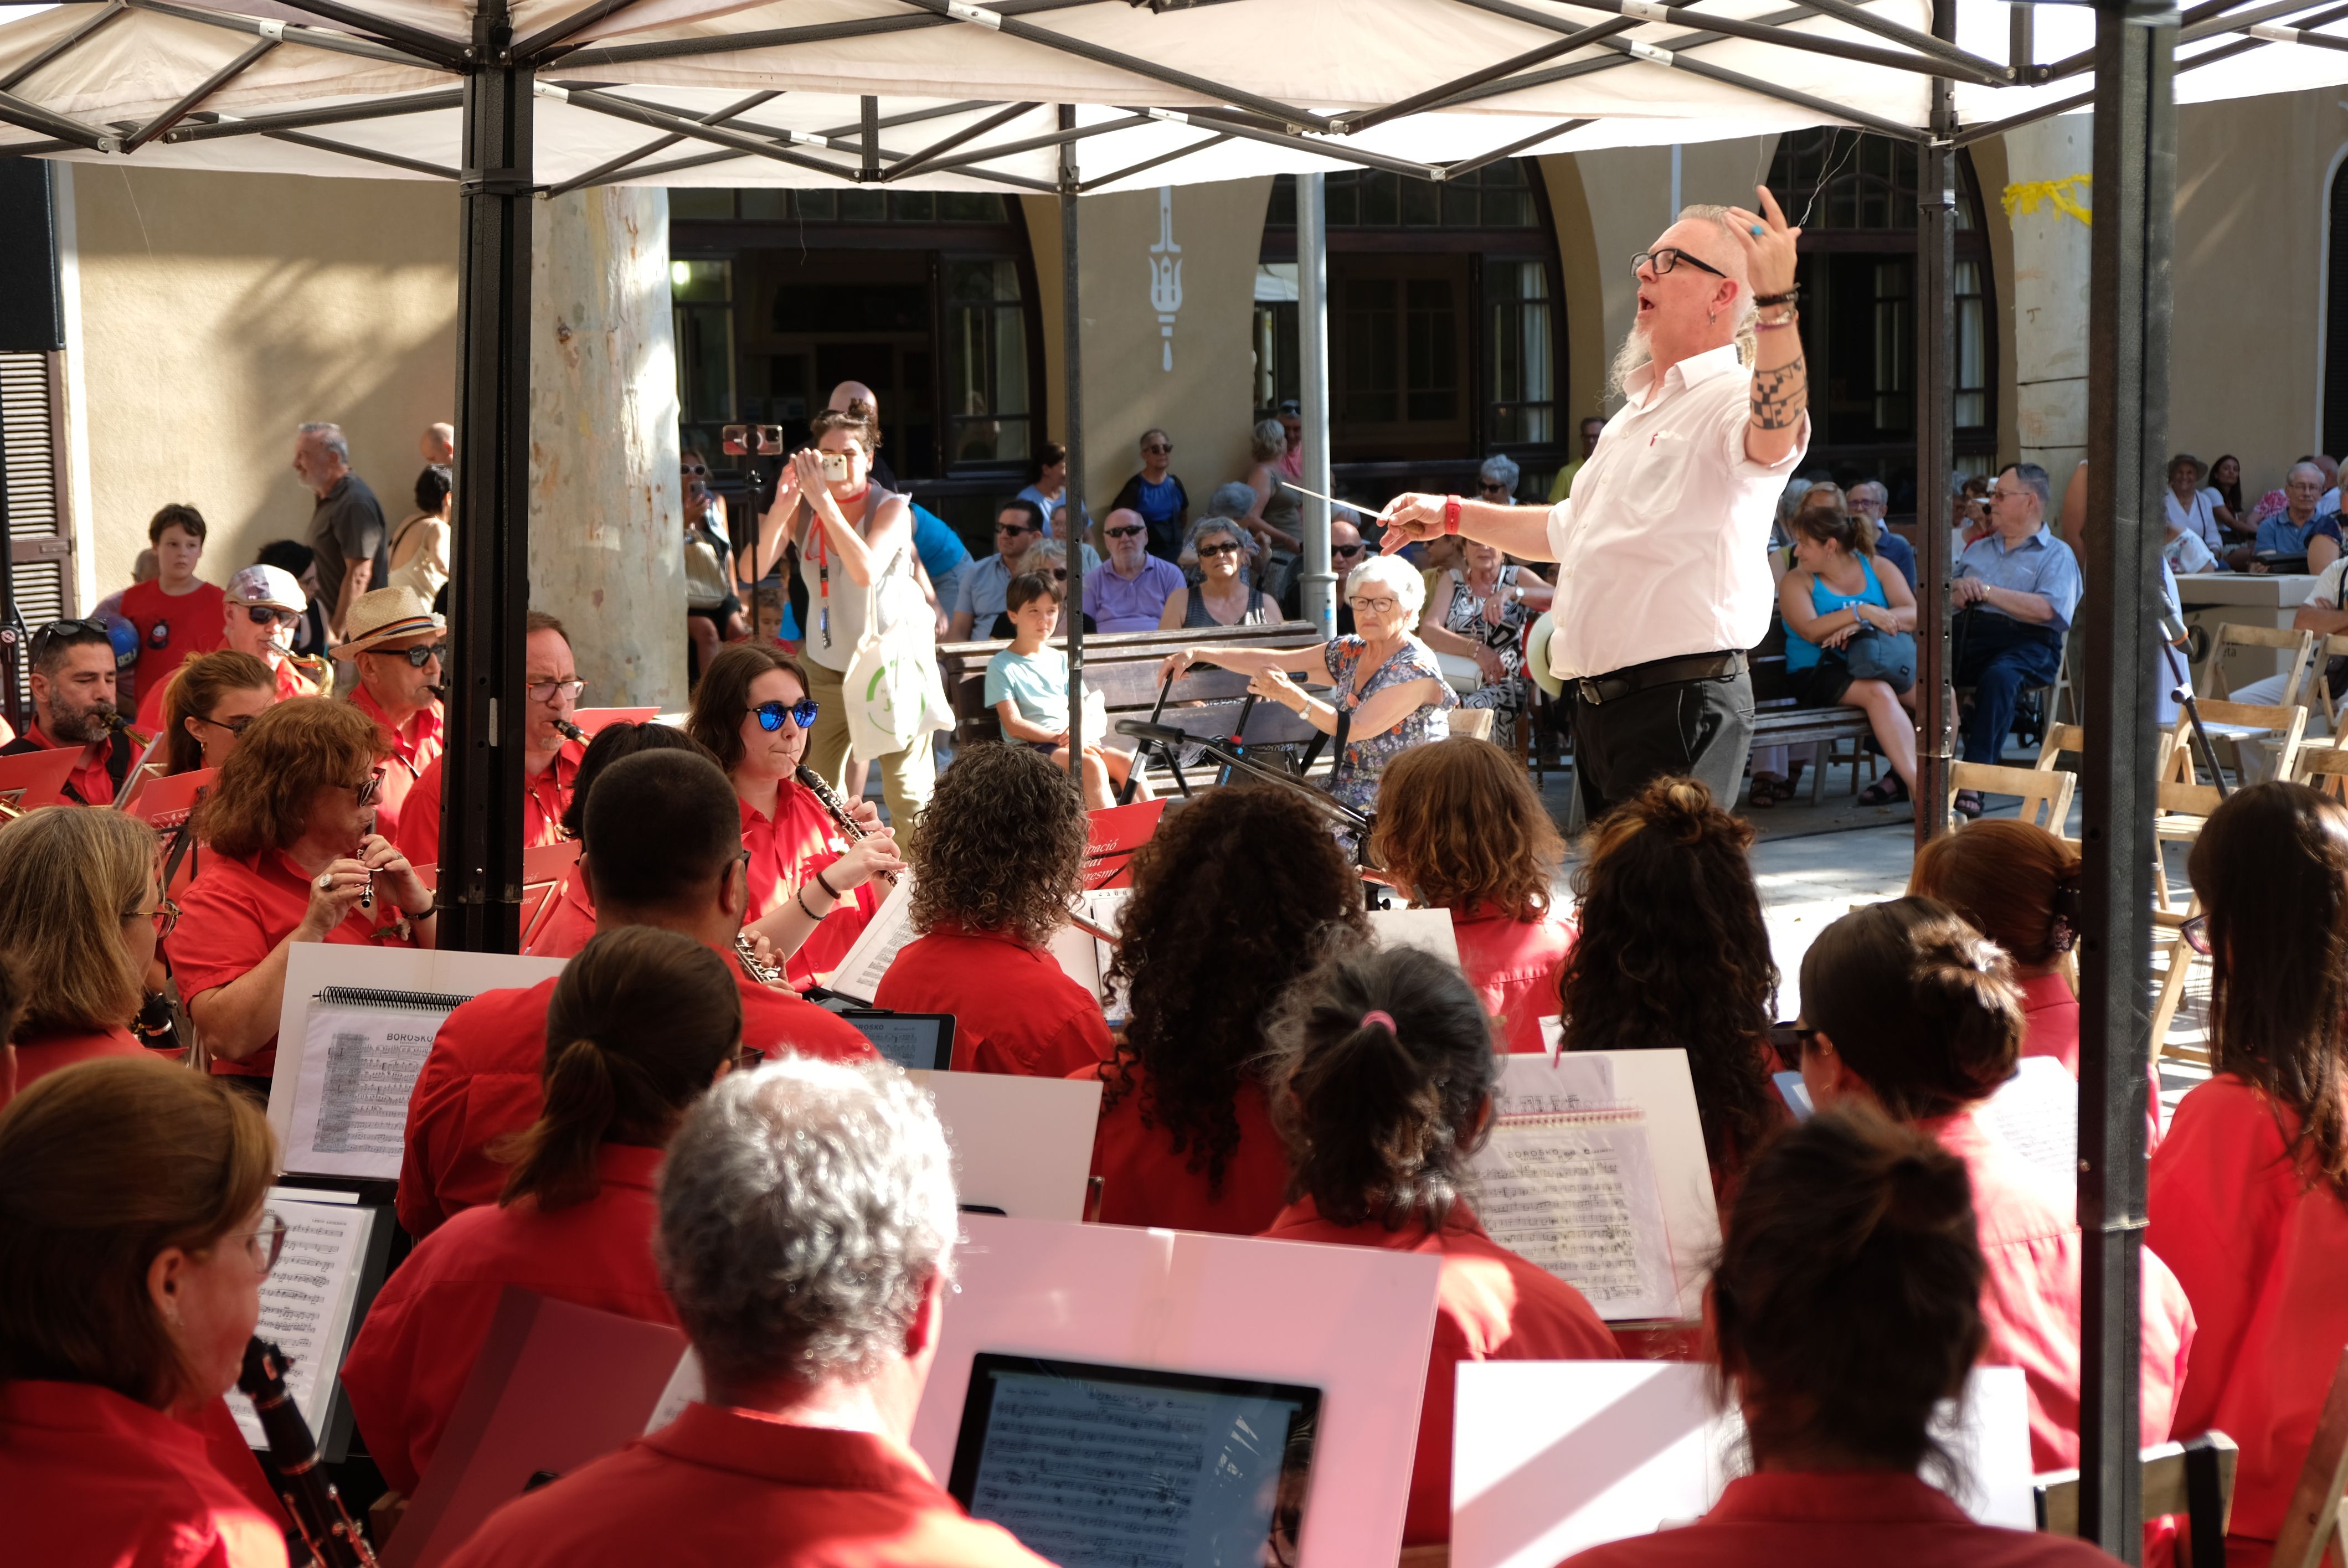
left=841, top=544, right=951, bottom=759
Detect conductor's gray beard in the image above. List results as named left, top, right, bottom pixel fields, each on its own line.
left=1609, top=324, right=1652, bottom=400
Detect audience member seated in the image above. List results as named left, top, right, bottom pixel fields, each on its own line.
left=0, top=618, right=134, bottom=806
left=996, top=538, right=1098, bottom=639
left=1796, top=898, right=2193, bottom=1474
left=441, top=1056, right=1050, bottom=1568
left=1420, top=538, right=1543, bottom=753
left=986, top=572, right=1146, bottom=809
left=395, top=610, right=584, bottom=868
left=399, top=749, right=871, bottom=1238
left=1160, top=516, right=1276, bottom=628
left=873, top=744, right=1110, bottom=1076
left=1280, top=516, right=1366, bottom=633
left=1109, top=426, right=1188, bottom=563
left=1557, top=1105, right=2126, bottom=1568
left=0, top=1058, right=293, bottom=1568
left=2205, top=452, right=2248, bottom=540
left=339, top=587, right=446, bottom=847
left=1084, top=507, right=1185, bottom=632
left=685, top=645, right=899, bottom=989
left=121, top=503, right=226, bottom=711
left=2161, top=453, right=2224, bottom=568
left=1083, top=785, right=1367, bottom=1234
left=161, top=651, right=276, bottom=777
left=171, top=700, right=431, bottom=1097
left=2232, top=461, right=2344, bottom=574
left=2149, top=783, right=2348, bottom=1566
left=1016, top=440, right=1091, bottom=549
left=253, top=541, right=331, bottom=659
left=526, top=722, right=722, bottom=960
left=1260, top=945, right=1618, bottom=1547
left=345, top=928, right=738, bottom=1499
left=390, top=463, right=452, bottom=605
left=1849, top=479, right=1918, bottom=589
left=1951, top=464, right=2082, bottom=816
left=1558, top=777, right=1782, bottom=1194
left=1909, top=821, right=2086, bottom=1076
left=950, top=498, right=1052, bottom=642
left=2162, top=499, right=2221, bottom=575
left=0, top=808, right=162, bottom=1108
left=1372, top=737, right=1572, bottom=1053
left=1165, top=554, right=1454, bottom=842
left=1776, top=502, right=1919, bottom=808
left=138, top=565, right=322, bottom=739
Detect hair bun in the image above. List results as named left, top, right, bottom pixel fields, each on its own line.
left=1878, top=1146, right=1974, bottom=1236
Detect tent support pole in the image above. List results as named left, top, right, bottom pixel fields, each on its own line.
left=2078, top=0, right=2176, bottom=1555
left=442, top=0, right=533, bottom=952
left=1299, top=172, right=1335, bottom=640
left=1060, top=104, right=1085, bottom=767
left=1914, top=0, right=1956, bottom=844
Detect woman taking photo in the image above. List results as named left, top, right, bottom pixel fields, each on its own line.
left=874, top=743, right=1110, bottom=1077
left=0, top=808, right=164, bottom=1107
left=1419, top=539, right=1549, bottom=755
left=526, top=721, right=723, bottom=960
left=0, top=1057, right=291, bottom=1567
left=1085, top=786, right=1368, bottom=1234
left=1796, top=898, right=2193, bottom=1477
left=750, top=403, right=935, bottom=826
left=1372, top=738, right=1571, bottom=1054
left=343, top=928, right=738, bottom=1499
left=1262, top=945, right=1618, bottom=1549
left=2149, top=783, right=2348, bottom=1566
left=169, top=699, right=432, bottom=1094
left=1773, top=502, right=1918, bottom=809
left=161, top=650, right=276, bottom=776
left=1157, top=516, right=1277, bottom=630
left=1558, top=777, right=1780, bottom=1192
left=684, top=643, right=903, bottom=990
left=1557, top=1106, right=2124, bottom=1568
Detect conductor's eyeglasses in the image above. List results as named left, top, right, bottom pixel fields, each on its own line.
left=1631, top=246, right=1729, bottom=281
left=753, top=698, right=819, bottom=731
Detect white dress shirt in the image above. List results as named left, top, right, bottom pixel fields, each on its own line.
left=1542, top=343, right=1809, bottom=680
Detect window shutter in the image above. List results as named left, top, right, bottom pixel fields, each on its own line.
left=2, top=349, right=76, bottom=725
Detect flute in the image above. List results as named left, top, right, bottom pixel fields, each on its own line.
left=236, top=1338, right=378, bottom=1568
left=794, top=766, right=897, bottom=887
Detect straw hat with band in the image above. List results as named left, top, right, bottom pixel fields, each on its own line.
left=338, top=586, right=445, bottom=659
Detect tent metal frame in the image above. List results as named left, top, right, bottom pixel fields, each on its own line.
left=0, top=2, right=2316, bottom=1548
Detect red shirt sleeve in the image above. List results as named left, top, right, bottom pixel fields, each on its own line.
left=397, top=1030, right=471, bottom=1240
left=396, top=756, right=446, bottom=869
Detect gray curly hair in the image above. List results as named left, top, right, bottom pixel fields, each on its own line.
left=656, top=1056, right=958, bottom=1391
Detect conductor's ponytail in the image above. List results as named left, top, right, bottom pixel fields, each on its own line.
left=496, top=927, right=742, bottom=1211
left=1269, top=946, right=1497, bottom=1230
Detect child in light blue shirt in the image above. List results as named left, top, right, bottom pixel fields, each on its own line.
left=982, top=571, right=1150, bottom=808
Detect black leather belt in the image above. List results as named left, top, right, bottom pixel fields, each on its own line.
left=1574, top=650, right=1746, bottom=707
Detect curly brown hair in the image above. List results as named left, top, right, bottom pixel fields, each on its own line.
left=1558, top=776, right=1780, bottom=1182
left=198, top=698, right=387, bottom=858
left=907, top=742, right=1086, bottom=947
left=1102, top=786, right=1369, bottom=1192
left=1369, top=737, right=1562, bottom=919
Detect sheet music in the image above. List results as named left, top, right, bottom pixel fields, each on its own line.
left=1047, top=888, right=1131, bottom=1024
left=1978, top=1055, right=2078, bottom=1191
left=227, top=1190, right=373, bottom=1447
left=284, top=1002, right=459, bottom=1180
left=1490, top=1051, right=1615, bottom=1118
left=1368, top=907, right=1463, bottom=969
left=827, top=874, right=919, bottom=998
left=1472, top=1111, right=1678, bottom=1322
left=642, top=1350, right=703, bottom=1436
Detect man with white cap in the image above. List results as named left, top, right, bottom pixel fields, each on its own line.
left=341, top=586, right=447, bottom=844
left=132, top=564, right=325, bottom=736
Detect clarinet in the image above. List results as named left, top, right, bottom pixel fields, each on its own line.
left=236, top=1339, right=378, bottom=1568
left=793, top=766, right=897, bottom=887
left=733, top=932, right=786, bottom=989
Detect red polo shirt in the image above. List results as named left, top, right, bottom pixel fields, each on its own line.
left=740, top=785, right=881, bottom=989
left=168, top=845, right=418, bottom=1079
left=1080, top=1054, right=1290, bottom=1235
left=873, top=925, right=1113, bottom=1077
left=11, top=722, right=117, bottom=806
left=394, top=741, right=581, bottom=870
left=1260, top=1196, right=1618, bottom=1545
left=134, top=651, right=319, bottom=737
left=523, top=868, right=595, bottom=958
left=1450, top=905, right=1574, bottom=1054
left=349, top=685, right=445, bottom=847
left=121, top=578, right=227, bottom=705
left=1, top=1024, right=145, bottom=1111
left=397, top=949, right=873, bottom=1239
left=0, top=1380, right=290, bottom=1568
left=343, top=1144, right=676, bottom=1495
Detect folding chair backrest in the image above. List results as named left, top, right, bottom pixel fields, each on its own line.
left=2035, top=1433, right=2237, bottom=1566
left=2157, top=778, right=2227, bottom=821
left=2273, top=1345, right=2348, bottom=1568
left=2207, top=623, right=2317, bottom=704
left=2298, top=746, right=2348, bottom=802
left=2190, top=699, right=2312, bottom=782
left=2037, top=722, right=2087, bottom=771
left=2315, top=632, right=2348, bottom=725
left=1951, top=761, right=2076, bottom=833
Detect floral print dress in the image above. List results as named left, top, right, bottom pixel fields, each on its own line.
left=1441, top=565, right=1533, bottom=752
left=1324, top=635, right=1457, bottom=840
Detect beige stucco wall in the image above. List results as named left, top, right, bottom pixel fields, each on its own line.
left=69, top=168, right=460, bottom=605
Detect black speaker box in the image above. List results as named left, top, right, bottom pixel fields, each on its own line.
left=0, top=160, right=64, bottom=354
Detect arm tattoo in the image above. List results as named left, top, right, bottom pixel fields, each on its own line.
left=1750, top=357, right=1809, bottom=432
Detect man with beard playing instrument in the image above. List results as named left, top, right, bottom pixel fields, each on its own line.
left=2, top=619, right=137, bottom=805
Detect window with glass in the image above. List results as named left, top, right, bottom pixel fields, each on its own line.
left=670, top=258, right=735, bottom=437
left=944, top=257, right=1030, bottom=465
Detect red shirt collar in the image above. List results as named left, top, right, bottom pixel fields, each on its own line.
left=595, top=1143, right=665, bottom=1192
left=1705, top=1470, right=1973, bottom=1527
left=349, top=685, right=444, bottom=764
left=1261, top=1193, right=1491, bottom=1246
left=921, top=919, right=1046, bottom=955
left=646, top=1402, right=945, bottom=1497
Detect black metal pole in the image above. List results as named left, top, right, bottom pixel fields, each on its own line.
left=2077, top=0, right=2176, bottom=1555
left=1913, top=0, right=1957, bottom=843
left=1059, top=103, right=1084, bottom=767
left=440, top=0, right=532, bottom=951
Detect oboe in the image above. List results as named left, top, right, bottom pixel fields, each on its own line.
left=236, top=1338, right=378, bottom=1568
left=793, top=766, right=896, bottom=886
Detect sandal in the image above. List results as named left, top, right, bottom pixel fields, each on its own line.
left=1953, top=789, right=1985, bottom=820
left=1747, top=773, right=1789, bottom=808
left=1857, top=775, right=1910, bottom=807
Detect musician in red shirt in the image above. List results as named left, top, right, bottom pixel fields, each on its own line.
left=395, top=610, right=583, bottom=869
left=525, top=722, right=720, bottom=959
left=338, top=586, right=446, bottom=846
left=442, top=1055, right=1052, bottom=1568
left=1557, top=1106, right=2125, bottom=1568
left=0, top=617, right=133, bottom=806
left=1372, top=736, right=1573, bottom=1053
left=399, top=749, right=872, bottom=1239
left=1079, top=785, right=1365, bottom=1234
left=137, top=565, right=325, bottom=737
left=0, top=808, right=162, bottom=1110
left=158, top=651, right=276, bottom=777
left=346, top=928, right=740, bottom=1496
left=2148, top=783, right=2348, bottom=1564
left=0, top=1059, right=292, bottom=1568
left=119, top=503, right=226, bottom=709
left=873, top=743, right=1111, bottom=1076
left=1259, top=945, right=1618, bottom=1546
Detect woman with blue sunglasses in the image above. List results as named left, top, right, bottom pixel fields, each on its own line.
left=686, top=644, right=904, bottom=992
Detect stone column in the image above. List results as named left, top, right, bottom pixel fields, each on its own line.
left=528, top=185, right=686, bottom=709
left=2002, top=114, right=2094, bottom=524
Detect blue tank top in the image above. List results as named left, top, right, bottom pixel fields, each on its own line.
left=1785, top=556, right=1888, bottom=673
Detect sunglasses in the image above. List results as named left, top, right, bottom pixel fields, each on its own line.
left=240, top=605, right=302, bottom=628
left=1479, top=482, right=1512, bottom=496
left=2179, top=914, right=2211, bottom=956
left=683, top=463, right=708, bottom=476
left=1197, top=541, right=1241, bottom=560
left=367, top=642, right=447, bottom=668
left=1332, top=543, right=1365, bottom=559
left=30, top=617, right=111, bottom=662
left=753, top=698, right=820, bottom=731
left=347, top=767, right=385, bottom=807
left=1106, top=525, right=1147, bottom=540
left=996, top=522, right=1036, bottom=537
left=1631, top=246, right=1729, bottom=281
left=1142, top=443, right=1172, bottom=455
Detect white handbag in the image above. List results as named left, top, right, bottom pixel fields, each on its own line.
left=841, top=544, right=951, bottom=758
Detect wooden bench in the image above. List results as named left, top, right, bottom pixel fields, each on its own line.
left=1748, top=620, right=1882, bottom=803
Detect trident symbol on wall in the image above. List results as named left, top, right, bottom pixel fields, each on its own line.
left=1147, top=184, right=1182, bottom=373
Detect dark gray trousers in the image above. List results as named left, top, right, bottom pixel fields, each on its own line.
left=1571, top=668, right=1756, bottom=822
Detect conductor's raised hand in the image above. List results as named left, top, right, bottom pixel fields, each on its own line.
left=1726, top=185, right=1801, bottom=299
left=1377, top=492, right=1450, bottom=552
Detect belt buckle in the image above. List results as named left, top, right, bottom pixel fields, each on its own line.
left=1576, top=677, right=1610, bottom=706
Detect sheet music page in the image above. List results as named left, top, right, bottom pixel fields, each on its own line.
left=227, top=1191, right=372, bottom=1447
left=285, top=1003, right=459, bottom=1180
left=1368, top=906, right=1464, bottom=969
left=1490, top=1051, right=1615, bottom=1118
left=828, top=873, right=919, bottom=998
left=1471, top=1111, right=1679, bottom=1322
left=1047, top=888, right=1132, bottom=1022
left=1978, top=1056, right=2078, bottom=1191
left=642, top=1350, right=704, bottom=1436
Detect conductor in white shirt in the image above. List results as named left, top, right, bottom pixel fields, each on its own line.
left=1378, top=187, right=1810, bottom=818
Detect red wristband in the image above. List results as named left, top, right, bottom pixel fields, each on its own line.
left=1443, top=494, right=1462, bottom=535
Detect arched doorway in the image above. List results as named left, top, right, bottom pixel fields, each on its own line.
left=2325, top=151, right=2348, bottom=460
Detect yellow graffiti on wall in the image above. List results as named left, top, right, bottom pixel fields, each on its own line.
left=2002, top=174, right=2093, bottom=227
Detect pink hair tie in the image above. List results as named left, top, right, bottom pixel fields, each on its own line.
left=1361, top=1010, right=1399, bottom=1035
